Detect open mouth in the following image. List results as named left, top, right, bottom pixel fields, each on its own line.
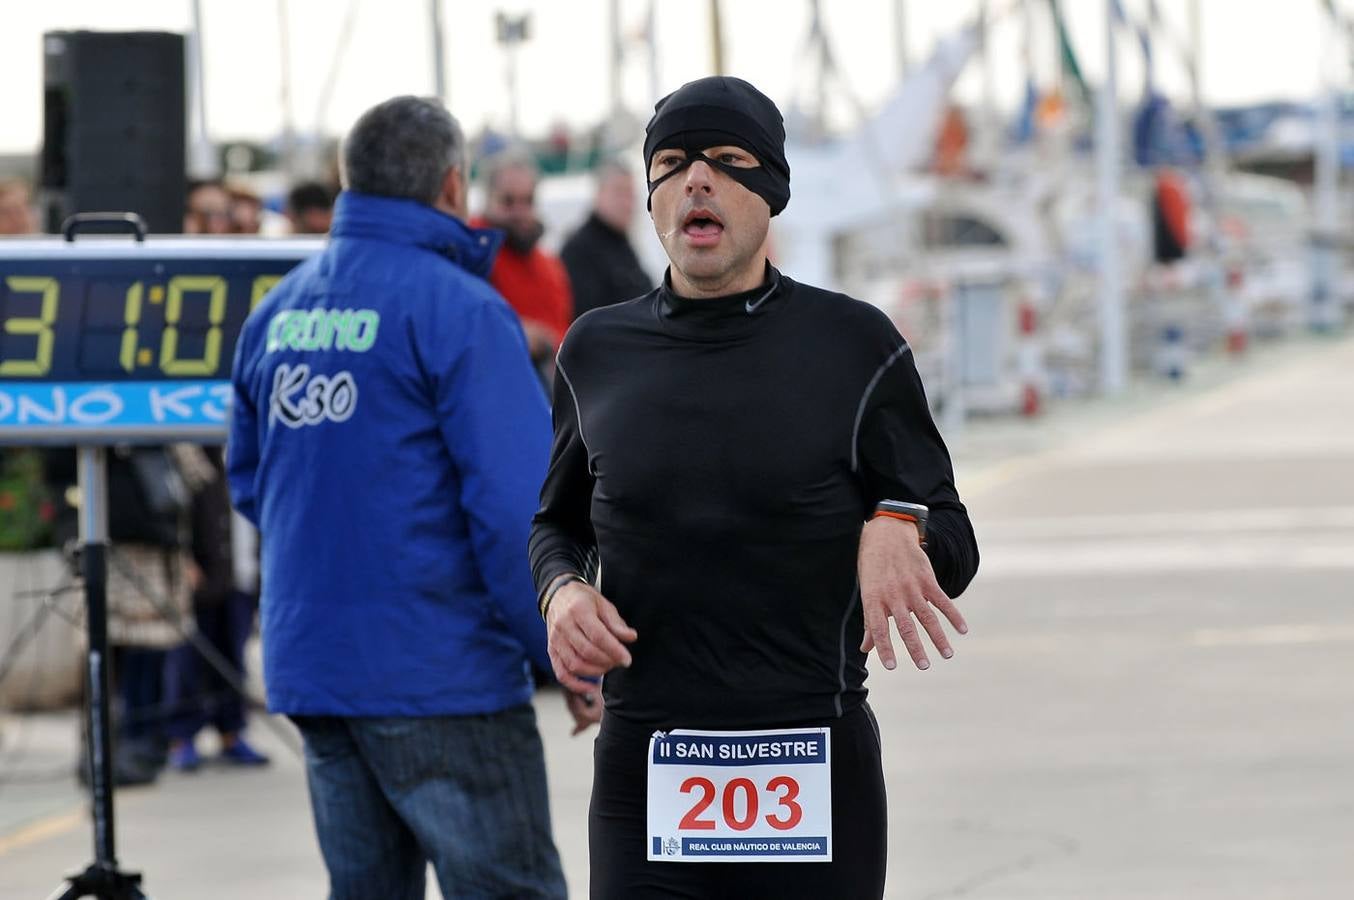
left=682, top=208, right=724, bottom=238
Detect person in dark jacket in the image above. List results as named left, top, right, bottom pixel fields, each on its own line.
left=559, top=160, right=653, bottom=318
left=163, top=446, right=269, bottom=771
left=228, top=95, right=592, bottom=900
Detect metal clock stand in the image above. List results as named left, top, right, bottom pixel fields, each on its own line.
left=44, top=216, right=153, bottom=899
left=0, top=211, right=318, bottom=898
left=48, top=447, right=147, bottom=900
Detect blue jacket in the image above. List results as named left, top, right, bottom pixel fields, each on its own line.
left=228, top=191, right=553, bottom=716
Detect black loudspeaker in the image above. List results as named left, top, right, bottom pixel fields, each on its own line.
left=41, top=31, right=186, bottom=235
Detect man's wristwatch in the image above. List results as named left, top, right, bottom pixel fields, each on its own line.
left=873, top=500, right=928, bottom=544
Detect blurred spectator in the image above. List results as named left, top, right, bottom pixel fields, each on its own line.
left=229, top=186, right=263, bottom=235
left=0, top=178, right=39, bottom=235
left=184, top=180, right=231, bottom=235
left=286, top=180, right=336, bottom=234
left=49, top=445, right=205, bottom=786
left=541, top=121, right=572, bottom=172
left=548, top=121, right=571, bottom=158
left=107, top=446, right=209, bottom=785
left=473, top=150, right=573, bottom=371
left=560, top=160, right=652, bottom=318
left=163, top=447, right=268, bottom=771
left=1152, top=168, right=1192, bottom=264
left=933, top=104, right=971, bottom=178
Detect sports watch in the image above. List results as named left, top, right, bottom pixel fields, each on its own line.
left=873, top=500, right=928, bottom=543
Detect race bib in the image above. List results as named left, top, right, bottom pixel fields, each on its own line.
left=646, top=727, right=831, bottom=863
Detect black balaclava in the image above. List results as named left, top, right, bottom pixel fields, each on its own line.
left=643, top=76, right=791, bottom=216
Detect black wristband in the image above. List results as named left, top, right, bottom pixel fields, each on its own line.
left=539, top=574, right=586, bottom=620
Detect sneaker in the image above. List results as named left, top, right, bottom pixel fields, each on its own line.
left=77, top=741, right=160, bottom=787
left=116, top=758, right=159, bottom=786
left=219, top=737, right=270, bottom=767
left=76, top=758, right=156, bottom=788
left=122, top=735, right=168, bottom=772
left=113, top=747, right=160, bottom=787
left=168, top=742, right=202, bottom=772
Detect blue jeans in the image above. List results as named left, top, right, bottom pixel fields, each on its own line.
left=292, top=704, right=566, bottom=900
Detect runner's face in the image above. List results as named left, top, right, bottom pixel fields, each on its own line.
left=648, top=145, right=770, bottom=292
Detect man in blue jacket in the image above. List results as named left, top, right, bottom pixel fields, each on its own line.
left=228, top=95, right=589, bottom=900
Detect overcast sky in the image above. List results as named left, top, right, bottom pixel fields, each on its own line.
left=0, top=0, right=1341, bottom=154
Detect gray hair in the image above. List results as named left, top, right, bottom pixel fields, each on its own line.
left=478, top=146, right=539, bottom=195
left=341, top=96, right=466, bottom=204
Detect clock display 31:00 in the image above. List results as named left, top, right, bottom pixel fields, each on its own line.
left=0, top=260, right=293, bottom=382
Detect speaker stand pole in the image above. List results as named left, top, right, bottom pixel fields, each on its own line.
left=48, top=446, right=147, bottom=900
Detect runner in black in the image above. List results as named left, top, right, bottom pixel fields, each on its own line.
left=529, top=76, right=980, bottom=900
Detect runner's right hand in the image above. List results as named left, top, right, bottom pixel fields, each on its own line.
left=545, top=579, right=637, bottom=694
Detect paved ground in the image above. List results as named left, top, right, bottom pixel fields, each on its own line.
left=2, top=331, right=1352, bottom=899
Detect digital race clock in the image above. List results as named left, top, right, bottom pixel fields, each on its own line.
left=0, top=235, right=324, bottom=442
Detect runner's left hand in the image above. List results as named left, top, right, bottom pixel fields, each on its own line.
left=857, top=516, right=968, bottom=671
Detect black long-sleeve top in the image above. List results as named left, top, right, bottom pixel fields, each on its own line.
left=529, top=267, right=978, bottom=729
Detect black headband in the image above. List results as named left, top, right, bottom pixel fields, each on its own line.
left=643, top=77, right=791, bottom=216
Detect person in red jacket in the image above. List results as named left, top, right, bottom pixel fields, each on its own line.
left=474, top=150, right=573, bottom=373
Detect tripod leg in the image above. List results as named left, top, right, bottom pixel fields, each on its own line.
left=44, top=882, right=83, bottom=900
left=116, top=882, right=150, bottom=900
left=45, top=864, right=146, bottom=900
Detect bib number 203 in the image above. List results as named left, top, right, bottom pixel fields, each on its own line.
left=678, top=775, right=803, bottom=832
left=647, top=726, right=831, bottom=862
